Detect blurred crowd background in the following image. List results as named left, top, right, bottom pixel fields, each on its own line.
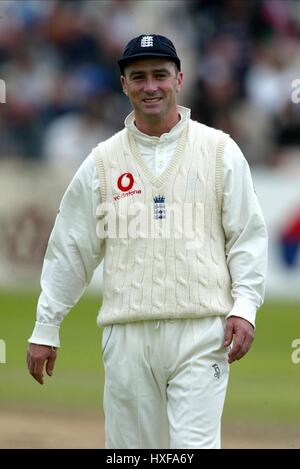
left=1, top=0, right=300, bottom=169
left=1, top=1, right=299, bottom=449
left=0, top=0, right=299, bottom=294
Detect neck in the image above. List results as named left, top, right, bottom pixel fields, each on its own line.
left=134, top=112, right=180, bottom=137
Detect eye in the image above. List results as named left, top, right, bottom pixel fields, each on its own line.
left=131, top=75, right=144, bottom=81
left=155, top=73, right=167, bottom=80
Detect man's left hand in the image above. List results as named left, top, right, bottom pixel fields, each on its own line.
left=224, top=316, right=254, bottom=364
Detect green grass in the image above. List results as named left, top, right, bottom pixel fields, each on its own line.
left=0, top=291, right=104, bottom=413
left=1, top=291, right=300, bottom=424
left=223, top=301, right=300, bottom=424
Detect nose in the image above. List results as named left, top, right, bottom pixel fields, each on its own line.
left=143, top=78, right=158, bottom=94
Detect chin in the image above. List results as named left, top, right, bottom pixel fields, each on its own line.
left=142, top=107, right=164, bottom=117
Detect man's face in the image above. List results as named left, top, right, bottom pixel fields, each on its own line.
left=120, top=58, right=183, bottom=123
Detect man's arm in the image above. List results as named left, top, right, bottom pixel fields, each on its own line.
left=222, top=137, right=268, bottom=363
left=27, top=153, right=104, bottom=383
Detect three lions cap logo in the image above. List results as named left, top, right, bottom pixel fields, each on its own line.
left=140, top=35, right=154, bottom=47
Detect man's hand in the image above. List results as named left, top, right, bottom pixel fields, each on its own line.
left=27, top=343, right=57, bottom=385
left=224, top=316, right=254, bottom=364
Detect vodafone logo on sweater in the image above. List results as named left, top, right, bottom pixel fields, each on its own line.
left=117, top=173, right=134, bottom=192
left=114, top=173, right=142, bottom=201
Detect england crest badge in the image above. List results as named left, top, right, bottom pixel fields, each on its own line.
left=153, top=195, right=166, bottom=219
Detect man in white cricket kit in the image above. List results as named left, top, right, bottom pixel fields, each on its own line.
left=27, top=34, right=268, bottom=449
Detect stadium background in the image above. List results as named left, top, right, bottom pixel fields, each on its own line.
left=0, top=0, right=300, bottom=448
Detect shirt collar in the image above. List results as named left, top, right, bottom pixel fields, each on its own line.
left=125, top=105, right=191, bottom=146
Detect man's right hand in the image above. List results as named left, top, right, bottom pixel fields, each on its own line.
left=27, top=343, right=57, bottom=385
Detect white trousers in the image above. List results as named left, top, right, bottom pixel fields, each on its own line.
left=102, top=316, right=229, bottom=449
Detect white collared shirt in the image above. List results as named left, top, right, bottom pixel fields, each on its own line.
left=29, top=106, right=268, bottom=347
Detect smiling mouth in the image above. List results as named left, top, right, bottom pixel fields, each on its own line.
left=142, top=97, right=162, bottom=103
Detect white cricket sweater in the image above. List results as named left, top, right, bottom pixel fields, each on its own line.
left=28, top=107, right=268, bottom=347
left=93, top=119, right=233, bottom=325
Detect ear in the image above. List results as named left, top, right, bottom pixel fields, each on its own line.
left=176, top=71, right=184, bottom=93
left=120, top=76, right=128, bottom=96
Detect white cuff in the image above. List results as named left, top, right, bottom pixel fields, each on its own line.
left=28, top=322, right=60, bottom=348
left=226, top=297, right=257, bottom=328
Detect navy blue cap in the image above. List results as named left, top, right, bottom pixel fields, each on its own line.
left=118, top=34, right=181, bottom=74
